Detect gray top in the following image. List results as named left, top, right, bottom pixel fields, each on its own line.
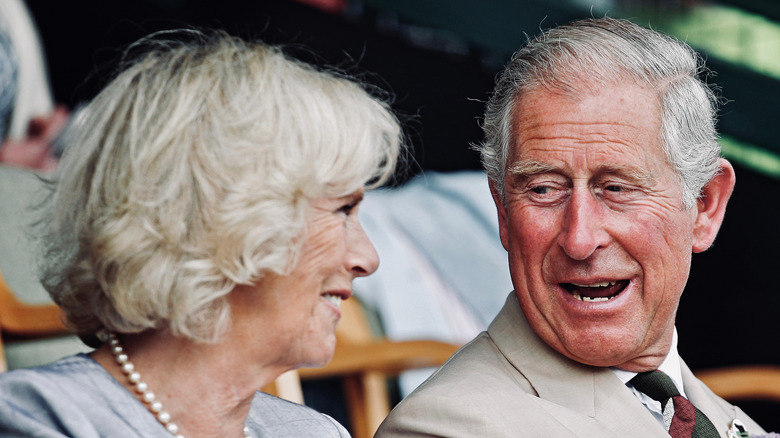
left=0, top=353, right=350, bottom=437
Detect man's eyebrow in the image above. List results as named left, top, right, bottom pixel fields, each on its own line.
left=507, top=160, right=657, bottom=185
left=597, top=165, right=656, bottom=186
left=507, top=159, right=557, bottom=177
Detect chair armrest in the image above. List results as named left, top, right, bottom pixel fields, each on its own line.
left=298, top=339, right=459, bottom=379
left=696, top=365, right=780, bottom=402
left=0, top=271, right=67, bottom=336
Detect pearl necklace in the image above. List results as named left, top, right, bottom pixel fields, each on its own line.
left=104, top=333, right=251, bottom=438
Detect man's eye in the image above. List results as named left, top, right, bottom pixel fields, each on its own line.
left=531, top=186, right=552, bottom=195
left=525, top=184, right=567, bottom=204
left=605, top=185, right=624, bottom=192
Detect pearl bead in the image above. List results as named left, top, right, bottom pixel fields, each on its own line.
left=105, top=332, right=252, bottom=438
left=158, top=411, right=171, bottom=423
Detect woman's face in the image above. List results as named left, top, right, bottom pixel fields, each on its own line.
left=229, top=188, right=378, bottom=371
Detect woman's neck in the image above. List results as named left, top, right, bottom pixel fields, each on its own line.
left=91, top=330, right=279, bottom=437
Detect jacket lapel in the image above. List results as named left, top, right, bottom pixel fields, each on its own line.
left=488, top=292, right=668, bottom=437
left=682, top=360, right=768, bottom=438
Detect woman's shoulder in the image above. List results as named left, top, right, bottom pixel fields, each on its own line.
left=248, top=391, right=351, bottom=437
left=0, top=353, right=100, bottom=390
left=0, top=354, right=158, bottom=437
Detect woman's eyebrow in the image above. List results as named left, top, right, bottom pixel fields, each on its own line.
left=342, top=190, right=365, bottom=204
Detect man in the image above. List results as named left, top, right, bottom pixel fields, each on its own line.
left=376, top=17, right=767, bottom=438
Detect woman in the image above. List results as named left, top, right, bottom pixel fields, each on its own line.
left=0, top=29, right=403, bottom=437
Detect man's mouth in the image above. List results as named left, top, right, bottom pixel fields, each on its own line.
left=562, top=280, right=629, bottom=303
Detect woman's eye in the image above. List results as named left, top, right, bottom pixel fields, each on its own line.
left=338, top=202, right=358, bottom=215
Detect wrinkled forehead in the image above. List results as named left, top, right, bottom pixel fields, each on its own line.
left=507, top=82, right=669, bottom=173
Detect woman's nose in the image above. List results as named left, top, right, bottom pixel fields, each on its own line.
left=346, top=220, right=379, bottom=277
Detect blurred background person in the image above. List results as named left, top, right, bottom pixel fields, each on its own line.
left=0, top=0, right=67, bottom=171
left=0, top=29, right=402, bottom=437
left=0, top=20, right=16, bottom=146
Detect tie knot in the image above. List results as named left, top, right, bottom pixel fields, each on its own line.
left=630, top=370, right=681, bottom=402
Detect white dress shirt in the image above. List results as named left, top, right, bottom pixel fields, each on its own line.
left=611, top=328, right=685, bottom=429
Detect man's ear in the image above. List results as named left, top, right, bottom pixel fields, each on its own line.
left=489, top=179, right=510, bottom=251
left=692, top=158, right=736, bottom=253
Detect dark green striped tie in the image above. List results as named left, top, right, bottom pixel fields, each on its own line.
left=630, top=371, right=719, bottom=438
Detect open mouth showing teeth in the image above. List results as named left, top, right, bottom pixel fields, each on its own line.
left=562, top=280, right=629, bottom=303
left=323, top=294, right=343, bottom=309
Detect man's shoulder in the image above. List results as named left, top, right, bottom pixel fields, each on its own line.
left=412, top=330, right=535, bottom=398
left=375, top=331, right=546, bottom=437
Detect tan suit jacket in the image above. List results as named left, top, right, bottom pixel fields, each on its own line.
left=376, top=293, right=765, bottom=437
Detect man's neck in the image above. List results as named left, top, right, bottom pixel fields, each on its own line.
left=611, top=327, right=685, bottom=396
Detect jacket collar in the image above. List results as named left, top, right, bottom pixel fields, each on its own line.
left=487, top=292, right=666, bottom=436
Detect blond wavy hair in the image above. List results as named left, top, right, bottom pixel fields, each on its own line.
left=39, top=29, right=403, bottom=344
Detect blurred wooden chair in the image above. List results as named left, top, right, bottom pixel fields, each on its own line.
left=0, top=268, right=68, bottom=372
left=696, top=365, right=780, bottom=402
left=261, top=369, right=305, bottom=404
left=297, top=297, right=460, bottom=438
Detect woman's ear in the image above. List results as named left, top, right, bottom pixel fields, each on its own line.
left=692, top=158, right=736, bottom=253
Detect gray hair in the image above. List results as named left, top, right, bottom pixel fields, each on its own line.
left=478, top=17, right=720, bottom=209
left=39, top=30, right=403, bottom=343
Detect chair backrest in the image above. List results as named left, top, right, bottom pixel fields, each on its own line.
left=0, top=268, right=68, bottom=372
left=696, top=365, right=780, bottom=402
left=261, top=369, right=304, bottom=404
left=298, top=297, right=460, bottom=438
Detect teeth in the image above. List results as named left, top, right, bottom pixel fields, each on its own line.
left=571, top=281, right=616, bottom=288
left=571, top=291, right=615, bottom=303
left=323, top=294, right=342, bottom=309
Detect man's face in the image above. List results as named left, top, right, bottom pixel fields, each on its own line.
left=493, top=83, right=706, bottom=371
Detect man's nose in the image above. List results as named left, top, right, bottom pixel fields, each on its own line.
left=557, top=189, right=609, bottom=260
left=346, top=220, right=380, bottom=278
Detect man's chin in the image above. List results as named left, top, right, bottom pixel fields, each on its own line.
left=553, top=336, right=644, bottom=368
left=556, top=340, right=669, bottom=371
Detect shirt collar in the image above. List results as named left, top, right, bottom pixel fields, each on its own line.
left=610, top=327, right=686, bottom=397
